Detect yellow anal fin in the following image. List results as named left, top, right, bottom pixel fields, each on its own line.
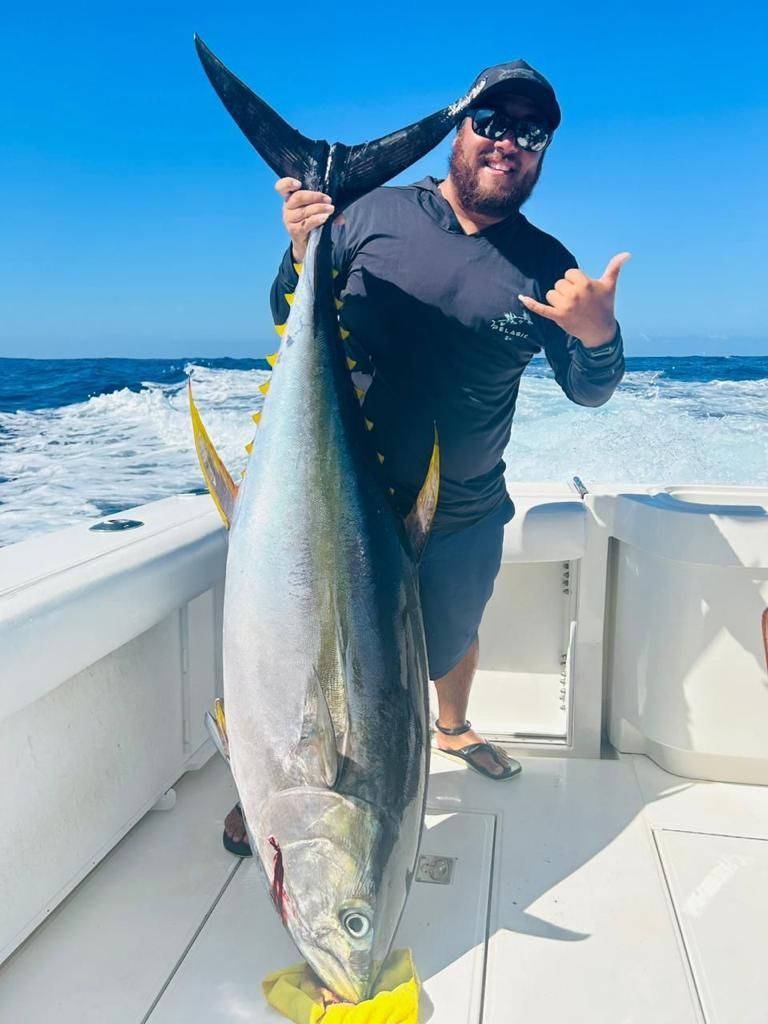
left=188, top=379, right=238, bottom=530
left=404, top=427, right=440, bottom=561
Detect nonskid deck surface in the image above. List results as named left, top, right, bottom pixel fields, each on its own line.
left=2, top=754, right=768, bottom=1024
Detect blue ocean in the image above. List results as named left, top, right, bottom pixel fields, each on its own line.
left=1, top=354, right=766, bottom=548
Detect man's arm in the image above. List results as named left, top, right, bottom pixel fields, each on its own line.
left=269, top=177, right=336, bottom=327
left=539, top=322, right=625, bottom=407
left=270, top=247, right=301, bottom=327
left=519, top=249, right=630, bottom=407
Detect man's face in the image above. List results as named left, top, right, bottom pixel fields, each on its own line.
left=448, top=94, right=547, bottom=218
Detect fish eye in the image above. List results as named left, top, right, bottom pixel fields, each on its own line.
left=340, top=909, right=371, bottom=939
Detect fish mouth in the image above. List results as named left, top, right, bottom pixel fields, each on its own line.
left=305, top=946, right=374, bottom=1004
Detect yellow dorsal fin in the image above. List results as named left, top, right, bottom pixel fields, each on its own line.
left=284, top=292, right=295, bottom=306
left=252, top=411, right=262, bottom=425
left=346, top=357, right=357, bottom=370
left=339, top=327, right=350, bottom=341
left=335, top=298, right=344, bottom=310
left=188, top=379, right=238, bottom=530
left=259, top=380, right=270, bottom=396
left=365, top=418, right=374, bottom=431
left=275, top=323, right=287, bottom=337
left=266, top=352, right=279, bottom=367
left=245, top=441, right=254, bottom=455
left=293, top=262, right=303, bottom=275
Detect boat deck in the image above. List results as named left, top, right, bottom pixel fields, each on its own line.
left=2, top=751, right=768, bottom=1023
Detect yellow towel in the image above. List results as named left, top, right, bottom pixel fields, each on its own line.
left=262, top=948, right=419, bottom=1023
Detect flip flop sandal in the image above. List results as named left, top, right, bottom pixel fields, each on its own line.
left=432, top=720, right=522, bottom=782
left=222, top=803, right=253, bottom=857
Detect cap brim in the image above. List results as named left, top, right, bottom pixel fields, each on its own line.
left=475, top=80, right=561, bottom=129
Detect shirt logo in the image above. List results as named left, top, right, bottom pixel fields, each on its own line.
left=490, top=309, right=533, bottom=340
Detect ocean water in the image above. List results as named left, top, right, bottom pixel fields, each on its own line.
left=0, top=354, right=766, bottom=549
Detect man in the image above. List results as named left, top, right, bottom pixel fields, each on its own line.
left=223, top=60, right=627, bottom=855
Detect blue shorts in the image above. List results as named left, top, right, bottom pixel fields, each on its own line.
left=418, top=499, right=513, bottom=680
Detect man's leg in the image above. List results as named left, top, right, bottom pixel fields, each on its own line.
left=433, top=638, right=513, bottom=777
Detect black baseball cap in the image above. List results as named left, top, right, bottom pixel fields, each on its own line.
left=467, top=60, right=561, bottom=130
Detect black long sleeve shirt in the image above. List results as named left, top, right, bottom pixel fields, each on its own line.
left=270, top=176, right=624, bottom=531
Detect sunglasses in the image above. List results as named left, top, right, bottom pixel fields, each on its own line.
left=468, top=108, right=552, bottom=152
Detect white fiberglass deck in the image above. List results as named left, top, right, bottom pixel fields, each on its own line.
left=3, top=752, right=768, bottom=1024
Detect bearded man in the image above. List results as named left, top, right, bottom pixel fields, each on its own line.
left=223, top=61, right=628, bottom=855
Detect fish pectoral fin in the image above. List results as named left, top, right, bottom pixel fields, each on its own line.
left=188, top=379, right=238, bottom=530
left=295, top=676, right=339, bottom=789
left=404, top=426, right=440, bottom=561
left=205, top=699, right=230, bottom=763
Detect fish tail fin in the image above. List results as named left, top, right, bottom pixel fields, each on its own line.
left=404, top=426, right=440, bottom=560
left=188, top=378, right=238, bottom=529
left=194, top=35, right=482, bottom=205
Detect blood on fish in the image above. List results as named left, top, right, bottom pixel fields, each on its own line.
left=268, top=835, right=288, bottom=923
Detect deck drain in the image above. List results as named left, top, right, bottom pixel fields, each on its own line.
left=416, top=855, right=455, bottom=885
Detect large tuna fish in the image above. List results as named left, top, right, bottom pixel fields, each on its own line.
left=190, top=37, right=480, bottom=1003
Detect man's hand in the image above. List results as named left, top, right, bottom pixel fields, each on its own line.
left=518, top=252, right=631, bottom=348
left=275, top=177, right=335, bottom=263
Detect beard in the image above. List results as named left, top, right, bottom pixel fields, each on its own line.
left=448, top=134, right=543, bottom=219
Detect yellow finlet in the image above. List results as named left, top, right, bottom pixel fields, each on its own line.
left=335, top=298, right=344, bottom=310
left=332, top=268, right=339, bottom=279
left=388, top=487, right=395, bottom=495
left=355, top=387, right=365, bottom=401
left=252, top=411, right=262, bottom=425
left=188, top=379, right=238, bottom=530
left=346, top=357, right=357, bottom=370
left=365, top=418, right=374, bottom=431
left=284, top=292, right=295, bottom=306
left=275, top=323, right=287, bottom=337
left=339, top=327, right=350, bottom=341
left=266, top=352, right=279, bottom=367
left=377, top=452, right=385, bottom=464
left=240, top=469, right=246, bottom=480
left=245, top=441, right=254, bottom=455
left=293, top=262, right=303, bottom=275
left=259, top=381, right=271, bottom=396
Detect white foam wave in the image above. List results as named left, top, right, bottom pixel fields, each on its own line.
left=0, top=366, right=269, bottom=547
left=1, top=365, right=766, bottom=548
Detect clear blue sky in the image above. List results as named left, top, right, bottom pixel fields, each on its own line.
left=2, top=1, right=766, bottom=358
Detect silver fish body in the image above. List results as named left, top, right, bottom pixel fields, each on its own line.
left=192, top=36, right=480, bottom=1002
left=225, top=228, right=428, bottom=1002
